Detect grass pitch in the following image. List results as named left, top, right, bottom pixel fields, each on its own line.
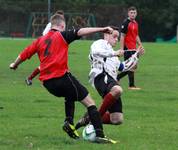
left=0, top=38, right=178, bottom=150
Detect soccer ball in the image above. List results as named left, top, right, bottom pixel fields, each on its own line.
left=82, top=124, right=96, bottom=142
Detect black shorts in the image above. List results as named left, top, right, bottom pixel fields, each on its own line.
left=94, top=72, right=122, bottom=113
left=124, top=50, right=136, bottom=60
left=124, top=46, right=136, bottom=60
left=43, top=72, right=88, bottom=102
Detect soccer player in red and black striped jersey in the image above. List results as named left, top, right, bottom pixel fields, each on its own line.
left=9, top=14, right=117, bottom=144
left=25, top=10, right=65, bottom=86
left=117, top=6, right=143, bottom=90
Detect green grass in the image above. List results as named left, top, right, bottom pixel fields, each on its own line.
left=0, top=38, right=178, bottom=150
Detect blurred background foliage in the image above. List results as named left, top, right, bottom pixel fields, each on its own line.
left=0, top=0, right=177, bottom=41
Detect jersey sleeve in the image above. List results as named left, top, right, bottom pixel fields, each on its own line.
left=61, top=29, right=81, bottom=44
left=121, top=19, right=130, bottom=34
left=19, top=39, right=39, bottom=61
left=90, top=40, right=115, bottom=57
left=119, top=53, right=138, bottom=72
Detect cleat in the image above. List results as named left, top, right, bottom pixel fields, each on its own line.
left=63, top=121, right=79, bottom=139
left=95, top=136, right=117, bottom=144
left=75, top=113, right=90, bottom=130
left=25, top=78, right=32, bottom=86
left=128, top=86, right=141, bottom=90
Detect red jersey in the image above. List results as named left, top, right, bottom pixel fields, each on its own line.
left=19, top=29, right=80, bottom=81
left=121, top=18, right=138, bottom=49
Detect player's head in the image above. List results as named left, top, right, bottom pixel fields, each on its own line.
left=50, top=14, right=66, bottom=31
left=128, top=6, right=137, bottom=20
left=104, top=26, right=119, bottom=47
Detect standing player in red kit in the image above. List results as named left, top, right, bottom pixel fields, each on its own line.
left=9, top=14, right=117, bottom=144
left=117, top=6, right=143, bottom=90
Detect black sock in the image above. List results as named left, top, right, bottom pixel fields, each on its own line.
left=117, top=71, right=128, bottom=81
left=64, top=100, right=75, bottom=125
left=128, top=71, right=135, bottom=87
left=87, top=105, right=104, bottom=138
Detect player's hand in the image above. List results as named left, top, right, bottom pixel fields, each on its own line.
left=137, top=46, right=145, bottom=56
left=9, top=62, right=18, bottom=70
left=102, top=27, right=113, bottom=34
left=118, top=49, right=124, bottom=57
left=115, top=49, right=124, bottom=57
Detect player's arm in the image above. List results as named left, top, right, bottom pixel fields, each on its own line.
left=77, top=27, right=113, bottom=36
left=93, top=49, right=124, bottom=58
left=9, top=56, right=23, bottom=70
left=9, top=40, right=38, bottom=70
left=61, top=27, right=113, bottom=44
left=136, top=35, right=142, bottom=47
left=118, top=56, right=138, bottom=72
left=118, top=47, right=144, bottom=72
left=91, top=43, right=122, bottom=58
left=91, top=40, right=124, bottom=58
left=120, top=33, right=125, bottom=50
left=120, top=20, right=129, bottom=50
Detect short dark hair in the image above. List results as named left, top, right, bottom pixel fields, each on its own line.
left=54, top=10, right=65, bottom=19
left=55, top=10, right=64, bottom=16
left=128, top=6, right=137, bottom=12
left=50, top=14, right=65, bottom=26
left=110, top=26, right=119, bottom=32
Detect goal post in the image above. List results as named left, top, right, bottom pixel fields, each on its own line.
left=26, top=12, right=98, bottom=39
left=26, top=12, right=48, bottom=37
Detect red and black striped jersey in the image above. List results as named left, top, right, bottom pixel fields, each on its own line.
left=19, top=29, right=81, bottom=81
left=121, top=18, right=138, bottom=49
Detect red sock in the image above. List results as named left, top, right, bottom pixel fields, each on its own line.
left=28, top=67, right=40, bottom=80
left=99, top=93, right=116, bottom=117
left=102, top=112, right=111, bottom=124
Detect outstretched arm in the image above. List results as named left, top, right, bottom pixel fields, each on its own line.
left=9, top=40, right=38, bottom=70
left=91, top=41, right=124, bottom=58
left=119, top=46, right=144, bottom=72
left=77, top=27, right=113, bottom=37
left=92, top=49, right=124, bottom=58
left=9, top=56, right=23, bottom=70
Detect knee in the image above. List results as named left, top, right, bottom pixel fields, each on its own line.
left=110, top=86, right=123, bottom=98
left=111, top=118, right=123, bottom=125
left=110, top=113, right=124, bottom=125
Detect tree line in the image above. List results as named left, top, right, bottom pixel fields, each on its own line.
left=0, top=0, right=177, bottom=41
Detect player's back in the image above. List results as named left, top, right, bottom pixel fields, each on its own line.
left=37, top=30, right=69, bottom=81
